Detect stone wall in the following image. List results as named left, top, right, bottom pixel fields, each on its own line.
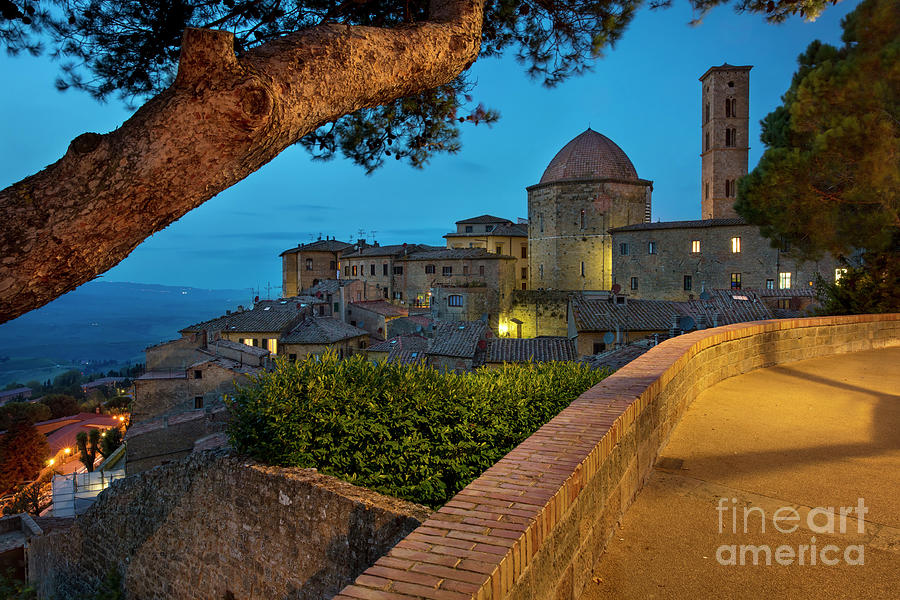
left=502, top=289, right=571, bottom=338
left=333, top=313, right=900, bottom=600
left=527, top=179, right=651, bottom=291
left=133, top=362, right=250, bottom=423
left=125, top=406, right=229, bottom=474
left=30, top=451, right=431, bottom=600
left=612, top=223, right=839, bottom=301
left=145, top=334, right=208, bottom=371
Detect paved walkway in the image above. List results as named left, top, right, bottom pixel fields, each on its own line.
left=581, top=346, right=900, bottom=600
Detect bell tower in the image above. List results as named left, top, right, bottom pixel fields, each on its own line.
left=700, top=64, right=751, bottom=219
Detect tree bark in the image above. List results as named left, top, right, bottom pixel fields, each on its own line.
left=0, top=0, right=482, bottom=323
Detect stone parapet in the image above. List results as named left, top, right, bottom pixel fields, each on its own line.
left=334, top=313, right=900, bottom=600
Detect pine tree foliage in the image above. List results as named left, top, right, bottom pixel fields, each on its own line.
left=1, top=0, right=843, bottom=173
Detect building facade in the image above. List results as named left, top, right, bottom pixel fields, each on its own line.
left=444, top=215, right=529, bottom=290
left=280, top=238, right=353, bottom=297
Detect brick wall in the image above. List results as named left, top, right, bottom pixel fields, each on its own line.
left=30, top=450, right=430, bottom=600
left=333, top=314, right=900, bottom=600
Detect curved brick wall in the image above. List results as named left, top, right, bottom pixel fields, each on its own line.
left=335, top=314, right=900, bottom=600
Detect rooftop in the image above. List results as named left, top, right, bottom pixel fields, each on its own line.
left=445, top=222, right=528, bottom=239
left=454, top=215, right=513, bottom=225
left=402, top=247, right=515, bottom=261
left=181, top=302, right=302, bottom=334
left=349, top=301, right=408, bottom=318
left=609, top=217, right=748, bottom=232
left=368, top=334, right=432, bottom=364
left=209, top=338, right=270, bottom=357
left=281, top=317, right=368, bottom=344
left=540, top=128, right=640, bottom=185
left=302, top=279, right=357, bottom=296
left=430, top=321, right=488, bottom=359
left=698, top=62, right=753, bottom=81
left=486, top=337, right=577, bottom=364
left=279, top=238, right=353, bottom=256
left=341, top=243, right=441, bottom=259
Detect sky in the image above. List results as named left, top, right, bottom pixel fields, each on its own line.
left=0, top=0, right=862, bottom=294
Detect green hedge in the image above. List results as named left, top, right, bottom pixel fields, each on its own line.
left=227, top=354, right=608, bottom=507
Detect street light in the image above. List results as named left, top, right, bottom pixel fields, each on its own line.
left=47, top=458, right=55, bottom=466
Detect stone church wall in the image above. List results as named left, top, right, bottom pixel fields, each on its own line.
left=30, top=450, right=430, bottom=600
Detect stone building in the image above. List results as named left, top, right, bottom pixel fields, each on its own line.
left=610, top=219, right=839, bottom=301
left=338, top=243, right=440, bottom=302
left=181, top=300, right=306, bottom=355
left=444, top=215, right=529, bottom=290
left=527, top=128, right=652, bottom=291
left=700, top=64, right=751, bottom=220
left=280, top=237, right=353, bottom=297
left=346, top=300, right=408, bottom=341
left=279, top=317, right=369, bottom=360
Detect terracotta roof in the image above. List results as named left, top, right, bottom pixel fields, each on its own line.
left=209, top=338, right=270, bottom=357
left=302, top=279, right=357, bottom=296
left=281, top=317, right=368, bottom=344
left=735, top=287, right=817, bottom=298
left=402, top=248, right=515, bottom=261
left=349, top=301, right=408, bottom=318
left=368, top=334, right=431, bottom=364
left=609, top=218, right=747, bottom=232
left=572, top=292, right=774, bottom=333
left=486, top=337, right=577, bottom=364
left=341, top=244, right=441, bottom=258
left=454, top=215, right=513, bottom=225
left=37, top=413, right=121, bottom=454
left=430, top=321, right=488, bottom=359
left=581, top=344, right=650, bottom=371
left=280, top=239, right=352, bottom=256
left=181, top=303, right=303, bottom=334
left=445, top=223, right=528, bottom=238
left=540, top=129, right=639, bottom=184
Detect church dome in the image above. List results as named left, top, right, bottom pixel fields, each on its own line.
left=540, top=128, right=639, bottom=184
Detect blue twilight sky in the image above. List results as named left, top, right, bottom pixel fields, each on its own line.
left=0, top=1, right=860, bottom=293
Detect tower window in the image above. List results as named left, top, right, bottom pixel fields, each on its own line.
left=779, top=272, right=792, bottom=289
left=725, top=128, right=737, bottom=147
left=684, top=275, right=692, bottom=291
left=705, top=182, right=709, bottom=200
left=731, top=273, right=742, bottom=289
left=705, top=103, right=710, bottom=123
left=691, top=240, right=701, bottom=253
left=580, top=209, right=586, bottom=230
left=630, top=277, right=638, bottom=290
left=728, top=80, right=734, bottom=88
left=725, top=179, right=737, bottom=198
left=648, top=241, right=657, bottom=255
left=731, top=237, right=741, bottom=253
left=705, top=132, right=710, bottom=152
left=725, top=97, right=737, bottom=118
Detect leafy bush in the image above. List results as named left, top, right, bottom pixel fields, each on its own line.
left=228, top=354, right=608, bottom=507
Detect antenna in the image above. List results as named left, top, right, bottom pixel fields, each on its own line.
left=370, top=230, right=377, bottom=243
left=357, top=228, right=367, bottom=243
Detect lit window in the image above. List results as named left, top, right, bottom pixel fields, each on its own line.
left=691, top=240, right=701, bottom=253
left=731, top=237, right=741, bottom=253
left=684, top=275, right=692, bottom=291
left=630, top=277, right=638, bottom=290
left=241, top=338, right=253, bottom=347
left=731, top=273, right=742, bottom=289
left=352, top=265, right=357, bottom=276
left=448, top=295, right=463, bottom=307
left=648, top=241, right=657, bottom=255
left=779, top=272, right=792, bottom=289
left=835, top=268, right=848, bottom=282
left=620, top=243, right=629, bottom=256
left=442, top=266, right=452, bottom=276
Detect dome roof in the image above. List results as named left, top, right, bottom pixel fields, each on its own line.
left=540, top=128, right=639, bottom=184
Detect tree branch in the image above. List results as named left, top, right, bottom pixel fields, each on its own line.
left=0, top=0, right=483, bottom=323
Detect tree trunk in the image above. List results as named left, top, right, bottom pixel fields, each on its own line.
left=0, top=0, right=482, bottom=323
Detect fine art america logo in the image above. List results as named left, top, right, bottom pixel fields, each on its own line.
left=715, top=497, right=868, bottom=566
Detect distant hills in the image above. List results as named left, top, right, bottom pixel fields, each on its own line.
left=0, top=281, right=251, bottom=386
